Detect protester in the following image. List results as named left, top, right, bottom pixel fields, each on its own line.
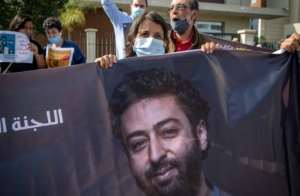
left=95, top=10, right=219, bottom=68
left=43, top=17, right=86, bottom=66
left=100, top=0, right=148, bottom=59
left=95, top=11, right=169, bottom=68
left=110, top=68, right=232, bottom=196
left=0, top=15, right=46, bottom=73
left=168, top=0, right=300, bottom=53
left=97, top=1, right=300, bottom=69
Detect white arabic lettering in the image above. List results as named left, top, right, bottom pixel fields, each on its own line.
left=1, top=109, right=64, bottom=133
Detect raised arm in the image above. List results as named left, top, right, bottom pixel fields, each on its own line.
left=100, top=0, right=131, bottom=26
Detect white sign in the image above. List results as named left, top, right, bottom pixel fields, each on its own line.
left=0, top=31, right=33, bottom=63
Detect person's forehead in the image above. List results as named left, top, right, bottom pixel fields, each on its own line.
left=46, top=28, right=60, bottom=34
left=171, top=0, right=190, bottom=5
left=24, top=21, right=33, bottom=27
left=138, top=19, right=164, bottom=34
left=121, top=95, right=189, bottom=135
left=132, top=0, right=146, bottom=5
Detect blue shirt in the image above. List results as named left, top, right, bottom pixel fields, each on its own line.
left=61, top=40, right=86, bottom=65
left=100, top=0, right=133, bottom=59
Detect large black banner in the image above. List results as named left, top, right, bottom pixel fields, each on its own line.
left=0, top=50, right=299, bottom=196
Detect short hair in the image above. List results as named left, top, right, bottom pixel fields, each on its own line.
left=125, top=11, right=170, bottom=57
left=132, top=0, right=148, bottom=7
left=9, top=15, right=32, bottom=31
left=188, top=0, right=199, bottom=11
left=43, top=17, right=62, bottom=32
left=110, top=68, right=210, bottom=142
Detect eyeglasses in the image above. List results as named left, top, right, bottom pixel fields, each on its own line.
left=168, top=3, right=191, bottom=11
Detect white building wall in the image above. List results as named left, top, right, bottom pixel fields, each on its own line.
left=259, top=17, right=289, bottom=42
left=199, top=15, right=249, bottom=34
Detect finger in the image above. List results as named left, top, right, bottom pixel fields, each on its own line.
left=95, top=58, right=101, bottom=64
left=205, top=42, right=210, bottom=54
left=200, top=44, right=205, bottom=52
left=108, top=54, right=115, bottom=67
left=112, top=55, right=117, bottom=63
left=105, top=56, right=113, bottom=68
left=102, top=56, right=109, bottom=69
left=100, top=58, right=107, bottom=68
left=210, top=42, right=216, bottom=53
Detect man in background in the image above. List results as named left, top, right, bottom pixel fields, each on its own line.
left=100, top=0, right=148, bottom=59
left=43, top=17, right=86, bottom=66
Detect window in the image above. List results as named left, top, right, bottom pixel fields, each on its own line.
left=196, top=21, right=224, bottom=34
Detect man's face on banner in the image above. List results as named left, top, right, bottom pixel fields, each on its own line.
left=121, top=95, right=207, bottom=196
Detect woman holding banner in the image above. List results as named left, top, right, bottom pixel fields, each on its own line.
left=95, top=11, right=170, bottom=69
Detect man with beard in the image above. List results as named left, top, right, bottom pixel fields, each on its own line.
left=110, top=68, right=231, bottom=196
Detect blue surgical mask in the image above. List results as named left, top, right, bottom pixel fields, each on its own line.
left=133, top=37, right=165, bottom=57
left=171, top=18, right=190, bottom=35
left=131, top=7, right=145, bottom=19
left=48, top=35, right=61, bottom=45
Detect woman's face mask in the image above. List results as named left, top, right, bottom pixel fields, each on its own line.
left=131, top=7, right=145, bottom=19
left=133, top=37, right=165, bottom=57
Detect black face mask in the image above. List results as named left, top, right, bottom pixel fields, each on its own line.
left=171, top=18, right=190, bottom=35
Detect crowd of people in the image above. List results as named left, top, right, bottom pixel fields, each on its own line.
left=96, top=0, right=300, bottom=68
left=0, top=15, right=85, bottom=73
left=0, top=0, right=299, bottom=73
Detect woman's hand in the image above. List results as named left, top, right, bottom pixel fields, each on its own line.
left=95, top=54, right=117, bottom=69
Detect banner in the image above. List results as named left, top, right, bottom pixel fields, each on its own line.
left=0, top=50, right=299, bottom=196
left=0, top=31, right=33, bottom=63
left=46, top=46, right=74, bottom=68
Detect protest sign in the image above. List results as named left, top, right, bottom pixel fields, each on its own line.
left=46, top=46, right=74, bottom=68
left=0, top=31, right=33, bottom=64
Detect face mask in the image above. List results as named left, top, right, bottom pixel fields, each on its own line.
left=48, top=35, right=61, bottom=45
left=171, top=18, right=190, bottom=35
left=131, top=7, right=145, bottom=19
left=133, top=37, right=165, bottom=57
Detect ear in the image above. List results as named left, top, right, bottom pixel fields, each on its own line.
left=191, top=10, right=198, bottom=23
left=195, top=120, right=208, bottom=151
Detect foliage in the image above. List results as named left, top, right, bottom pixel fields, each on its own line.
left=60, top=0, right=96, bottom=32
left=0, top=0, right=67, bottom=32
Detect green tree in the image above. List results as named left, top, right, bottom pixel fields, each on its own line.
left=60, top=0, right=95, bottom=39
left=0, top=0, right=67, bottom=32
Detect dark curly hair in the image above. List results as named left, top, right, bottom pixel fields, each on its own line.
left=126, top=11, right=170, bottom=57
left=110, top=68, right=209, bottom=143
left=43, top=17, right=62, bottom=32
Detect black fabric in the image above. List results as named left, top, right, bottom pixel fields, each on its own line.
left=282, top=53, right=300, bottom=196
left=0, top=50, right=298, bottom=196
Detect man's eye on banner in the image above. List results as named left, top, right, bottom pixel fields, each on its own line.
left=0, top=50, right=299, bottom=196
